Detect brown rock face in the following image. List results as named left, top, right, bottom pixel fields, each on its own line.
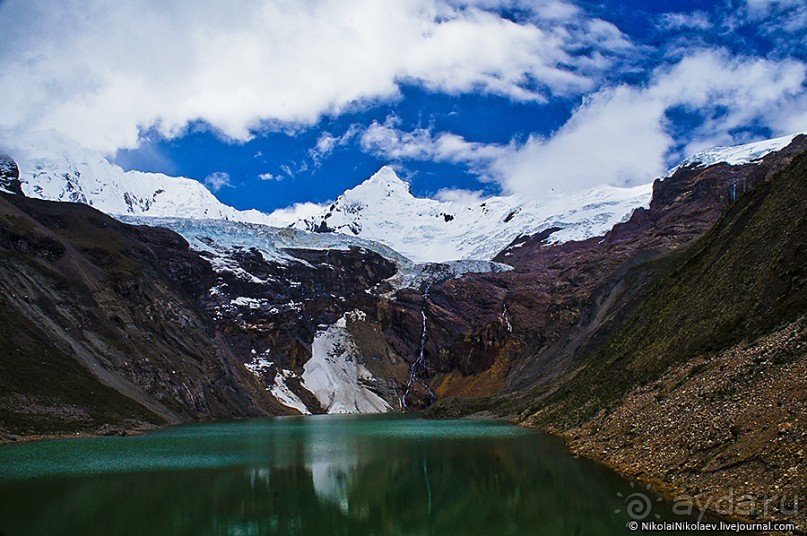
left=206, top=245, right=397, bottom=368
left=396, top=135, right=807, bottom=400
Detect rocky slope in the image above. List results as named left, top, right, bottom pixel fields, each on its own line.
left=539, top=147, right=807, bottom=530
left=0, top=192, right=293, bottom=436
left=426, top=135, right=807, bottom=529
left=393, top=135, right=805, bottom=404
left=568, top=318, right=805, bottom=529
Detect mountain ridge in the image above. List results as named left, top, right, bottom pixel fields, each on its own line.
left=4, top=129, right=805, bottom=264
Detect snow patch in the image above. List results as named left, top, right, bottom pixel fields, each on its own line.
left=302, top=311, right=391, bottom=414
left=244, top=356, right=274, bottom=376
left=230, top=297, right=267, bottom=309
left=270, top=369, right=312, bottom=415
left=387, top=259, right=513, bottom=291
left=244, top=355, right=311, bottom=415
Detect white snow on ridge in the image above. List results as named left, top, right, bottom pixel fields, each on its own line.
left=121, top=217, right=515, bottom=300
left=1, top=129, right=283, bottom=225
left=120, top=215, right=411, bottom=267
left=668, top=131, right=806, bottom=175
left=294, top=131, right=806, bottom=262
left=294, top=166, right=653, bottom=263
left=0, top=129, right=653, bottom=263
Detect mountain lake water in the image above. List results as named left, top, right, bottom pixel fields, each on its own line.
left=0, top=414, right=729, bottom=535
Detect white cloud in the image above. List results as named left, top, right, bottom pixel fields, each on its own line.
left=745, top=0, right=804, bottom=15
left=659, top=11, right=713, bottom=31
left=266, top=201, right=327, bottom=226
left=736, top=0, right=807, bottom=36
left=509, top=51, right=805, bottom=193
left=309, top=125, right=363, bottom=162
left=280, top=165, right=294, bottom=178
left=494, top=86, right=670, bottom=193
left=258, top=172, right=280, bottom=181
left=358, top=50, right=807, bottom=195
left=0, top=0, right=630, bottom=154
left=359, top=116, right=509, bottom=170
left=313, top=134, right=340, bottom=159
left=501, top=51, right=805, bottom=194
left=204, top=171, right=232, bottom=192
left=434, top=187, right=486, bottom=204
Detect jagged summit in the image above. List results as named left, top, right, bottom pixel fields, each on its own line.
left=295, top=173, right=652, bottom=262
left=332, top=166, right=413, bottom=208
left=362, top=165, right=411, bottom=191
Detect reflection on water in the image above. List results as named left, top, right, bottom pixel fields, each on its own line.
left=0, top=415, right=717, bottom=535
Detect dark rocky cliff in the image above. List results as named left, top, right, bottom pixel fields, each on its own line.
left=0, top=193, right=289, bottom=435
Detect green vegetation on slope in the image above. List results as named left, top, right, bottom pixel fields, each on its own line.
left=528, top=151, right=807, bottom=429
left=0, top=290, right=164, bottom=435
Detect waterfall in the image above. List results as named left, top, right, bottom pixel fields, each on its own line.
left=729, top=178, right=748, bottom=202
left=400, top=288, right=436, bottom=409
left=501, top=303, right=513, bottom=333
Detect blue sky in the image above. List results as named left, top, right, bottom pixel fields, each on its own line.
left=1, top=0, right=805, bottom=213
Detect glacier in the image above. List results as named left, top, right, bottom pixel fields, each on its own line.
left=5, top=128, right=805, bottom=266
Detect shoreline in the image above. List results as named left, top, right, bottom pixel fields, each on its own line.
left=0, top=425, right=156, bottom=446
left=517, top=419, right=803, bottom=535
left=2, top=412, right=801, bottom=534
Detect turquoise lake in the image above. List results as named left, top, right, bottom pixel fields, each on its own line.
left=0, top=415, right=720, bottom=535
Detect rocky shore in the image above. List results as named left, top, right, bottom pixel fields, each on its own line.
left=557, top=318, right=806, bottom=533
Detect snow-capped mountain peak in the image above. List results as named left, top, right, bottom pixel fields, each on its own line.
left=5, top=128, right=804, bottom=265
left=361, top=165, right=410, bottom=192
left=294, top=167, right=653, bottom=263
left=0, top=129, right=281, bottom=226
left=294, top=131, right=806, bottom=263
left=326, top=166, right=414, bottom=219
